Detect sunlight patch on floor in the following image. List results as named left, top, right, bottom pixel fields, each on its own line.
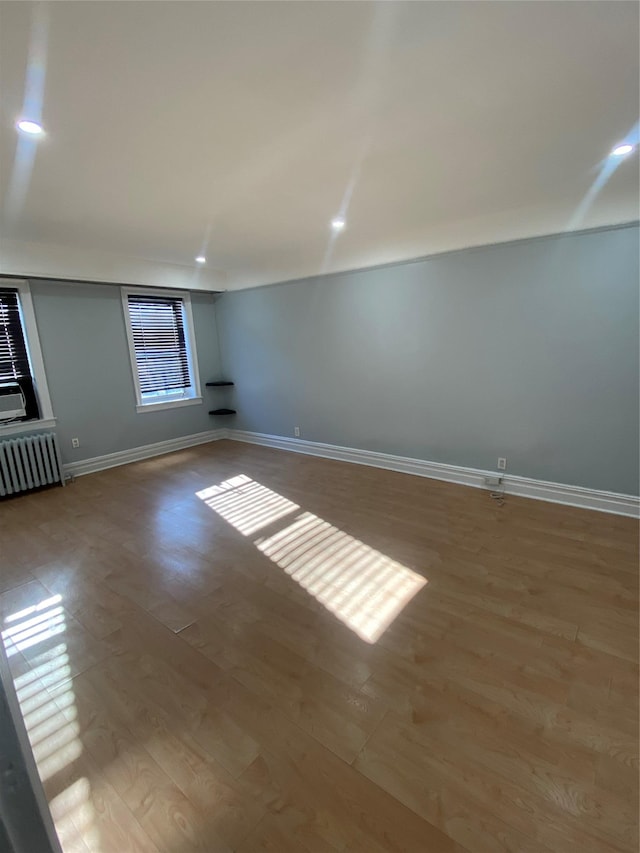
left=2, top=602, right=65, bottom=655
left=255, top=511, right=427, bottom=642
left=197, top=475, right=427, bottom=642
left=196, top=473, right=300, bottom=535
left=2, top=593, right=98, bottom=851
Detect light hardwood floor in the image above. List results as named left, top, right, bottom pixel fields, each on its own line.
left=0, top=440, right=638, bottom=853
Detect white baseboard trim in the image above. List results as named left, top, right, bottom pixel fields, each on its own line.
left=64, top=429, right=227, bottom=478
left=61, top=426, right=639, bottom=518
left=227, top=429, right=640, bottom=518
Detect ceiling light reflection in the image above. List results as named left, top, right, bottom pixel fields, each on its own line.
left=611, top=143, right=634, bottom=157
left=16, top=118, right=44, bottom=135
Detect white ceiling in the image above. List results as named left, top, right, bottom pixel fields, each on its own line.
left=1, top=1, right=638, bottom=291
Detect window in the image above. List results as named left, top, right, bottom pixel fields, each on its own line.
left=122, top=288, right=201, bottom=412
left=0, top=281, right=54, bottom=436
left=0, top=289, right=32, bottom=386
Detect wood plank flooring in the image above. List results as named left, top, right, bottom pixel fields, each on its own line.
left=0, top=439, right=637, bottom=852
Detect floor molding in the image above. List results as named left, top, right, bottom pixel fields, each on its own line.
left=64, top=429, right=227, bottom=478
left=228, top=429, right=640, bottom=518
left=62, top=426, right=639, bottom=517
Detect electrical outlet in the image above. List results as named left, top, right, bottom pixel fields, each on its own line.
left=71, top=437, right=80, bottom=449
left=497, top=457, right=506, bottom=470
left=294, top=426, right=300, bottom=437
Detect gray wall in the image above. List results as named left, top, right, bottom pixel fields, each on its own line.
left=217, top=224, right=640, bottom=495
left=30, top=280, right=221, bottom=464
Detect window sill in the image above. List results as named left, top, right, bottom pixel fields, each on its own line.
left=136, top=396, right=203, bottom=414
left=0, top=417, right=57, bottom=438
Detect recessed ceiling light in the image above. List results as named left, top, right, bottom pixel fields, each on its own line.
left=611, top=143, right=634, bottom=157
left=331, top=217, right=346, bottom=231
left=195, top=256, right=206, bottom=264
left=16, top=119, right=44, bottom=135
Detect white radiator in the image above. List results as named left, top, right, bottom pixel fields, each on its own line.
left=0, top=433, right=64, bottom=497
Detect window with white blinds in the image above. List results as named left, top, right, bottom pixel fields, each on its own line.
left=122, top=289, right=201, bottom=412
left=0, top=280, right=54, bottom=434
left=0, top=288, right=31, bottom=384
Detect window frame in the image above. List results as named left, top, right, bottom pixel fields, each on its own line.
left=121, top=287, right=202, bottom=414
left=0, top=279, right=55, bottom=437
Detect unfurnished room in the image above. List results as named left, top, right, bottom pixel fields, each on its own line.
left=0, top=2, right=638, bottom=852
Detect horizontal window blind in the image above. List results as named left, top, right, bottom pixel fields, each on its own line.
left=127, top=294, right=191, bottom=394
left=0, top=288, right=31, bottom=383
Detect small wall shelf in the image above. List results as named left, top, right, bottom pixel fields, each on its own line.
left=207, top=379, right=236, bottom=417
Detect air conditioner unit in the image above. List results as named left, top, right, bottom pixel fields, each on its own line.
left=0, top=383, right=26, bottom=421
